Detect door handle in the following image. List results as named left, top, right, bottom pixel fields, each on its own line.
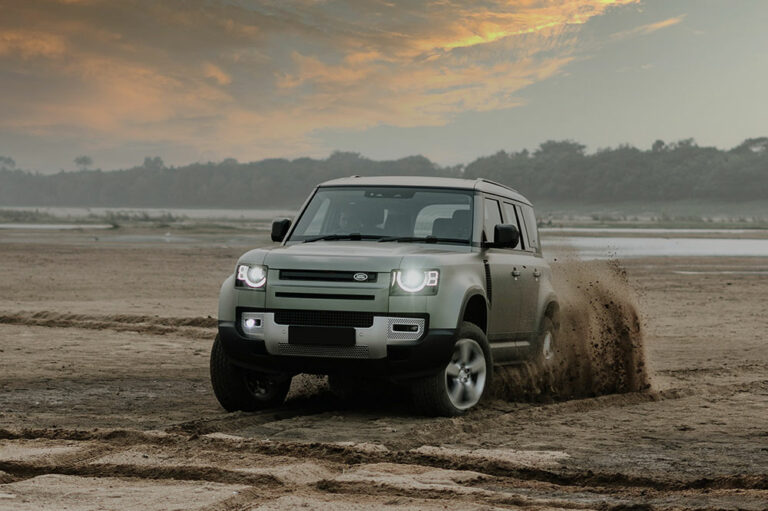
left=511, top=269, right=521, bottom=277
left=533, top=269, right=541, bottom=278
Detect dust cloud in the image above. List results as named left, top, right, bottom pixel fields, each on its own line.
left=282, top=258, right=651, bottom=406
left=493, top=259, right=651, bottom=402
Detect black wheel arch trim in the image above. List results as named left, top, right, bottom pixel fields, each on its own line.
left=457, top=287, right=489, bottom=332
left=541, top=298, right=561, bottom=331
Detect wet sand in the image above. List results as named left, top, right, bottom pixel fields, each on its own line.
left=1, top=231, right=767, bottom=510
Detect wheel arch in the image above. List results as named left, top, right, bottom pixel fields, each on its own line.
left=458, top=290, right=489, bottom=333
left=541, top=295, right=560, bottom=331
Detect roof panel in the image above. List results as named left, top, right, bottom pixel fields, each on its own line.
left=318, top=176, right=531, bottom=205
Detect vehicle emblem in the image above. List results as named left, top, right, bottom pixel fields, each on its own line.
left=353, top=272, right=369, bottom=282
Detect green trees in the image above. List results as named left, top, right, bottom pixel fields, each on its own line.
left=74, top=155, right=93, bottom=171
left=464, top=138, right=768, bottom=203
left=0, top=139, right=766, bottom=207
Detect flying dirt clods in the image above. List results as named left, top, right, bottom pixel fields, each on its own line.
left=493, top=259, right=651, bottom=402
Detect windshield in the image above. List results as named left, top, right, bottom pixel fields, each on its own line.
left=288, top=186, right=474, bottom=244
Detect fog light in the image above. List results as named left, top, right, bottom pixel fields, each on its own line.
left=241, top=312, right=264, bottom=338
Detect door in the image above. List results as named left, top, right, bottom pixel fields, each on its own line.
left=482, top=197, right=526, bottom=362
left=505, top=202, right=541, bottom=337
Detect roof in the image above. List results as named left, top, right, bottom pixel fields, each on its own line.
left=318, top=175, right=532, bottom=205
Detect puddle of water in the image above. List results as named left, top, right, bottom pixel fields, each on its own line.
left=544, top=236, right=768, bottom=259
left=107, top=234, right=200, bottom=243
left=672, top=270, right=768, bottom=275
left=541, top=227, right=768, bottom=235
left=0, top=206, right=294, bottom=220
left=0, top=223, right=113, bottom=230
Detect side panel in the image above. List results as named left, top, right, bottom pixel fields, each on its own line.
left=483, top=249, right=527, bottom=338
left=404, top=253, right=487, bottom=330
left=218, top=275, right=237, bottom=322
left=534, top=265, right=558, bottom=327
left=517, top=264, right=558, bottom=359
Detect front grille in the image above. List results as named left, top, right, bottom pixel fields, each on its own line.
left=277, top=343, right=370, bottom=359
left=275, top=292, right=375, bottom=301
left=279, top=269, right=378, bottom=283
left=273, top=310, right=374, bottom=328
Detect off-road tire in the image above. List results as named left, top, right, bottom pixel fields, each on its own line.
left=411, top=321, right=493, bottom=417
left=210, top=335, right=291, bottom=412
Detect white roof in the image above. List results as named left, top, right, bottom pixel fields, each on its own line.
left=319, top=176, right=532, bottom=205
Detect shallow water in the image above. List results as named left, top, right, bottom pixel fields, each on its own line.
left=0, top=206, right=295, bottom=220
left=544, top=236, right=768, bottom=259
left=0, top=223, right=113, bottom=230
left=540, top=227, right=768, bottom=235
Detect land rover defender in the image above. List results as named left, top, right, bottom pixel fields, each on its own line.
left=211, top=176, right=559, bottom=416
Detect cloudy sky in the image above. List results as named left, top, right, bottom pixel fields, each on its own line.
left=1, top=0, right=766, bottom=171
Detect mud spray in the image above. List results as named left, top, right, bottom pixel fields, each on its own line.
left=287, top=258, right=651, bottom=404
left=492, top=258, right=651, bottom=402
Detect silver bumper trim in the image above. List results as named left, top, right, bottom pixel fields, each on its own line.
left=240, top=313, right=426, bottom=360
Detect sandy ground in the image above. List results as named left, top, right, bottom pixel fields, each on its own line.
left=0, top=230, right=767, bottom=510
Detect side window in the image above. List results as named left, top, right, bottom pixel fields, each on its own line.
left=483, top=198, right=502, bottom=242
left=502, top=202, right=525, bottom=251
left=520, top=205, right=539, bottom=252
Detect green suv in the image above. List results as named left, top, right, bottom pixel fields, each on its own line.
left=211, top=176, right=559, bottom=416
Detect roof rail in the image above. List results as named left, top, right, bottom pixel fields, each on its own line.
left=476, top=178, right=520, bottom=194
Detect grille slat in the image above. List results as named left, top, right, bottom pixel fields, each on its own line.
left=273, top=310, right=374, bottom=328
left=279, top=269, right=377, bottom=282
left=275, top=292, right=375, bottom=301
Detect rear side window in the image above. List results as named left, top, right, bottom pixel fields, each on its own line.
left=520, top=205, right=539, bottom=252
left=483, top=198, right=502, bottom=242
left=502, top=202, right=525, bottom=251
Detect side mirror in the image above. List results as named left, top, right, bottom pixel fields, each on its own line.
left=271, top=218, right=292, bottom=242
left=490, top=224, right=519, bottom=249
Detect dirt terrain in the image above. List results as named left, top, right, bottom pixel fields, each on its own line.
left=0, top=229, right=767, bottom=510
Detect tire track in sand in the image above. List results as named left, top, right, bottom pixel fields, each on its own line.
left=1, top=427, right=766, bottom=493
left=0, top=310, right=216, bottom=339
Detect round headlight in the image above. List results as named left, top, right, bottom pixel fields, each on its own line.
left=237, top=264, right=267, bottom=288
left=397, top=269, right=428, bottom=293
left=247, top=266, right=266, bottom=285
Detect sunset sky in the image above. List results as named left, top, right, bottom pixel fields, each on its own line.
left=1, top=0, right=766, bottom=172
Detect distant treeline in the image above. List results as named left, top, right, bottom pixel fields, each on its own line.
left=1, top=138, right=766, bottom=208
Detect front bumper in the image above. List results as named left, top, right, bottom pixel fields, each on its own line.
left=218, top=312, right=456, bottom=380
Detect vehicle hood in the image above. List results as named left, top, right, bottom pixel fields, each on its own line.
left=240, top=241, right=465, bottom=272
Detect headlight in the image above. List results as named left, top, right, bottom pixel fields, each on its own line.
left=236, top=264, right=267, bottom=289
left=391, top=269, right=439, bottom=295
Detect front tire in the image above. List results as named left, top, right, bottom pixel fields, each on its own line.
left=210, top=335, right=291, bottom=412
left=411, top=322, right=493, bottom=417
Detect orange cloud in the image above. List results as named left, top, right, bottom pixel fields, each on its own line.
left=0, top=0, right=641, bottom=161
left=0, top=30, right=67, bottom=59
left=612, top=15, right=686, bottom=39
left=203, top=63, right=233, bottom=86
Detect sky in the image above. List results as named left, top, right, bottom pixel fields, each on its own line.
left=0, top=0, right=766, bottom=172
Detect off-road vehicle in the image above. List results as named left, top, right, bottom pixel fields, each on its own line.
left=211, top=176, right=559, bottom=416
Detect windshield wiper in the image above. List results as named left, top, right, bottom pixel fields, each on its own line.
left=302, top=233, right=385, bottom=243
left=377, top=236, right=470, bottom=244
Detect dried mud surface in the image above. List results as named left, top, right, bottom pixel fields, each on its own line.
left=1, top=236, right=767, bottom=510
